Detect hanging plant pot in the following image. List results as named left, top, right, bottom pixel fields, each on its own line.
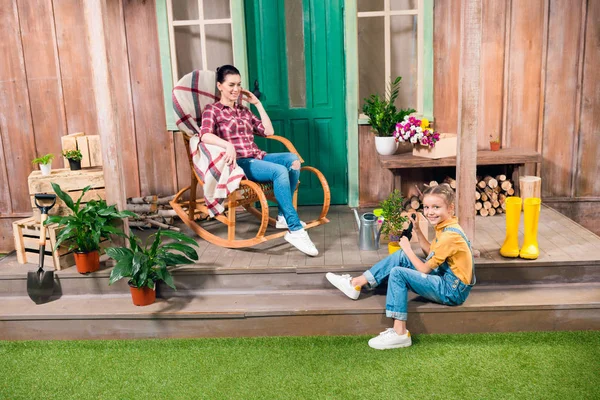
left=129, top=282, right=156, bottom=306
left=68, top=159, right=82, bottom=171
left=374, top=136, right=399, bottom=156
left=39, top=163, right=52, bottom=176
left=73, top=250, right=100, bottom=274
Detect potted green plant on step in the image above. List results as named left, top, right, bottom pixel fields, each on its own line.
left=379, top=189, right=409, bottom=254
left=363, top=76, right=415, bottom=156
left=32, top=153, right=55, bottom=176
left=47, top=183, right=136, bottom=274
left=107, top=230, right=199, bottom=306
left=62, top=149, right=83, bottom=171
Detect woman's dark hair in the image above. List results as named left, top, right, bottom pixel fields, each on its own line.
left=423, top=183, right=455, bottom=206
left=216, top=65, right=240, bottom=83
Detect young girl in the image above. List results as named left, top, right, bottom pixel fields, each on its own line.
left=200, top=65, right=317, bottom=257
left=326, top=184, right=475, bottom=349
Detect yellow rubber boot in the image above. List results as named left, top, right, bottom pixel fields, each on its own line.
left=500, top=197, right=522, bottom=258
left=519, top=198, right=541, bottom=260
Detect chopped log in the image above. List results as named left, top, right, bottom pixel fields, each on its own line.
left=483, top=176, right=498, bottom=189
left=506, top=187, right=515, bottom=196
left=402, top=198, right=413, bottom=211
left=443, top=177, right=456, bottom=189
left=495, top=174, right=507, bottom=182
left=127, top=195, right=157, bottom=204
left=145, top=218, right=181, bottom=231
left=479, top=208, right=489, bottom=217
left=129, top=221, right=151, bottom=228
left=480, top=192, right=488, bottom=202
left=495, top=207, right=503, bottom=214
left=157, top=195, right=176, bottom=205
left=477, top=180, right=487, bottom=189
left=409, top=196, right=421, bottom=210
left=501, top=180, right=512, bottom=191
left=499, top=193, right=506, bottom=202
left=492, top=200, right=500, bottom=208
left=483, top=201, right=492, bottom=210
left=126, top=203, right=158, bottom=213
left=488, top=207, right=497, bottom=216
left=475, top=191, right=481, bottom=200
left=475, top=201, right=483, bottom=211
left=519, top=176, right=542, bottom=200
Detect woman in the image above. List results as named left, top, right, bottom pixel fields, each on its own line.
left=200, top=65, right=318, bottom=256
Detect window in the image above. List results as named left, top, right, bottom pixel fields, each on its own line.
left=357, top=0, right=433, bottom=120
left=157, top=0, right=246, bottom=130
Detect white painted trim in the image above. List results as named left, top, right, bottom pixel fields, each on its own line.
left=384, top=0, right=391, bottom=92
left=198, top=0, right=208, bottom=70
left=357, top=10, right=417, bottom=17
left=172, top=18, right=232, bottom=26
left=417, top=0, right=424, bottom=113
left=166, top=0, right=178, bottom=84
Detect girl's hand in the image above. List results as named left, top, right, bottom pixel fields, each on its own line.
left=224, top=142, right=237, bottom=165
left=410, top=212, right=420, bottom=230
left=241, top=89, right=260, bottom=105
left=399, top=236, right=411, bottom=252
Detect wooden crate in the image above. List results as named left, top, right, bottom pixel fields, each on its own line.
left=28, top=167, right=106, bottom=216
left=412, top=133, right=458, bottom=159
left=61, top=132, right=103, bottom=168
left=12, top=217, right=75, bottom=270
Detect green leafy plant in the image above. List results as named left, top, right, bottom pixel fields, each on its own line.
left=31, top=153, right=55, bottom=166
left=47, top=183, right=136, bottom=253
left=379, top=189, right=409, bottom=239
left=107, top=230, right=199, bottom=290
left=62, top=149, right=83, bottom=161
left=362, top=76, right=416, bottom=137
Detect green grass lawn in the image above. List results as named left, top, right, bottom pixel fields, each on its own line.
left=1, top=331, right=598, bottom=399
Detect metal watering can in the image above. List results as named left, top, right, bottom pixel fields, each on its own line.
left=353, top=209, right=383, bottom=251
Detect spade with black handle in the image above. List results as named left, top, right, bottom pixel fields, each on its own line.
left=27, top=193, right=57, bottom=304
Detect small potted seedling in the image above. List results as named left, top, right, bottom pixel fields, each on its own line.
left=31, top=153, right=55, bottom=176
left=62, top=149, right=83, bottom=171
left=489, top=135, right=501, bottom=151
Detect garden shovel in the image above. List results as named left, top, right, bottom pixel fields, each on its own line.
left=27, top=193, right=57, bottom=304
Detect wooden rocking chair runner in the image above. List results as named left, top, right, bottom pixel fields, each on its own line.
left=170, top=70, right=330, bottom=248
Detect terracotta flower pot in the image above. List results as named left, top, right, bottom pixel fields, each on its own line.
left=490, top=141, right=500, bottom=151
left=129, top=283, right=156, bottom=306
left=73, top=250, right=100, bottom=274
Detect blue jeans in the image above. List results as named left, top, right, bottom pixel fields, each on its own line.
left=236, top=153, right=302, bottom=231
left=363, top=250, right=472, bottom=321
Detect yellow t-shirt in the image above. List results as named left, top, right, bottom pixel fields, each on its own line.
left=424, top=217, right=473, bottom=285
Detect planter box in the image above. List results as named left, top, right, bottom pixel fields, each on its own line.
left=412, top=133, right=457, bottom=159
left=61, top=132, right=103, bottom=168
left=12, top=217, right=74, bottom=270
left=27, top=167, right=106, bottom=217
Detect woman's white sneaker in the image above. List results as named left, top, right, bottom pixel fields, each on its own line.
left=368, top=328, right=412, bottom=350
left=284, top=229, right=318, bottom=256
left=276, top=215, right=306, bottom=229
left=325, top=273, right=361, bottom=300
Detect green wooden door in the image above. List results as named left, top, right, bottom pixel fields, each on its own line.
left=245, top=0, right=347, bottom=205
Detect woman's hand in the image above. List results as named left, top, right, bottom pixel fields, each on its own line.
left=224, top=142, right=237, bottom=165
left=241, top=89, right=260, bottom=105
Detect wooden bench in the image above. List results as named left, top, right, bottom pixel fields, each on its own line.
left=378, top=148, right=542, bottom=195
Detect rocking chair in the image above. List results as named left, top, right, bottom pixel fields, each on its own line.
left=170, top=70, right=330, bottom=248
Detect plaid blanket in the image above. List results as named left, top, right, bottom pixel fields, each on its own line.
left=172, top=70, right=244, bottom=217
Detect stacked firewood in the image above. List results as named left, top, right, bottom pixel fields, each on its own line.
left=126, top=195, right=181, bottom=231
left=406, top=175, right=514, bottom=217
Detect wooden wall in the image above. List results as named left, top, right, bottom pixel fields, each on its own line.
left=0, top=0, right=179, bottom=251
left=361, top=0, right=600, bottom=235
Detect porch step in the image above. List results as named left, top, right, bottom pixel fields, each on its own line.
left=1, top=259, right=599, bottom=297
left=1, top=282, right=598, bottom=340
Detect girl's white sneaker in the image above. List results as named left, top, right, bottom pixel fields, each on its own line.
left=368, top=328, right=412, bottom=350
left=325, top=273, right=361, bottom=300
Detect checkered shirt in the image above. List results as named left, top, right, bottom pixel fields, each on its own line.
left=200, top=102, right=267, bottom=159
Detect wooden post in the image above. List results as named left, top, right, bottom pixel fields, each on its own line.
left=456, top=0, right=482, bottom=239
left=83, top=0, right=128, bottom=237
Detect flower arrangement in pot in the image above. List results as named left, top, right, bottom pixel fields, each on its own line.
left=107, top=230, right=199, bottom=306
left=47, top=183, right=136, bottom=274
left=31, top=153, right=55, bottom=176
left=489, top=135, right=500, bottom=151
left=379, top=189, right=409, bottom=254
left=362, top=76, right=415, bottom=156
left=395, top=116, right=440, bottom=148
left=62, top=149, right=83, bottom=171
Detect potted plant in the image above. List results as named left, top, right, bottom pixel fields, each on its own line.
left=489, top=135, right=501, bottom=151
left=107, top=230, right=199, bottom=306
left=47, top=183, right=136, bottom=274
left=62, top=149, right=83, bottom=170
left=31, top=153, right=55, bottom=176
left=362, top=76, right=415, bottom=156
left=379, top=189, right=409, bottom=254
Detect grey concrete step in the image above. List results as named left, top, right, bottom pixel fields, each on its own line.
left=1, top=282, right=599, bottom=340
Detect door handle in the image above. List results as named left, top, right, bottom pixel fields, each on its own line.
left=252, top=80, right=262, bottom=99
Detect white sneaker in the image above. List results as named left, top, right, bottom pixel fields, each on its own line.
left=368, top=328, right=412, bottom=350
left=325, top=272, right=361, bottom=300
left=284, top=229, right=318, bottom=256
left=276, top=215, right=307, bottom=229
